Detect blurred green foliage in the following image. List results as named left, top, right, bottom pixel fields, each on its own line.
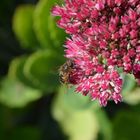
left=13, top=4, right=39, bottom=49
left=0, top=0, right=140, bottom=140
left=0, top=78, right=41, bottom=108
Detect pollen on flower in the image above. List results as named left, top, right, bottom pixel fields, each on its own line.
left=52, top=0, right=140, bottom=106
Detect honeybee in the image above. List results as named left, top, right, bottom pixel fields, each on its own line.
left=59, top=59, right=74, bottom=84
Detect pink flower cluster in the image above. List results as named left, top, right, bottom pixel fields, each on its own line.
left=52, top=0, right=140, bottom=106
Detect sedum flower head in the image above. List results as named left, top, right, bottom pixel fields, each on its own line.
left=52, top=0, right=140, bottom=106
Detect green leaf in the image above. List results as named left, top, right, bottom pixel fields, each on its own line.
left=122, top=74, right=136, bottom=95
left=13, top=5, right=39, bottom=49
left=52, top=86, right=99, bottom=113
left=52, top=86, right=113, bottom=140
left=0, top=78, right=42, bottom=108
left=123, top=87, right=140, bottom=105
left=62, top=111, right=99, bottom=140
left=8, top=56, right=38, bottom=88
left=66, top=86, right=101, bottom=110
left=52, top=86, right=100, bottom=140
left=121, top=74, right=140, bottom=105
left=23, top=51, right=64, bottom=92
left=95, top=109, right=112, bottom=140
left=34, top=0, right=66, bottom=51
